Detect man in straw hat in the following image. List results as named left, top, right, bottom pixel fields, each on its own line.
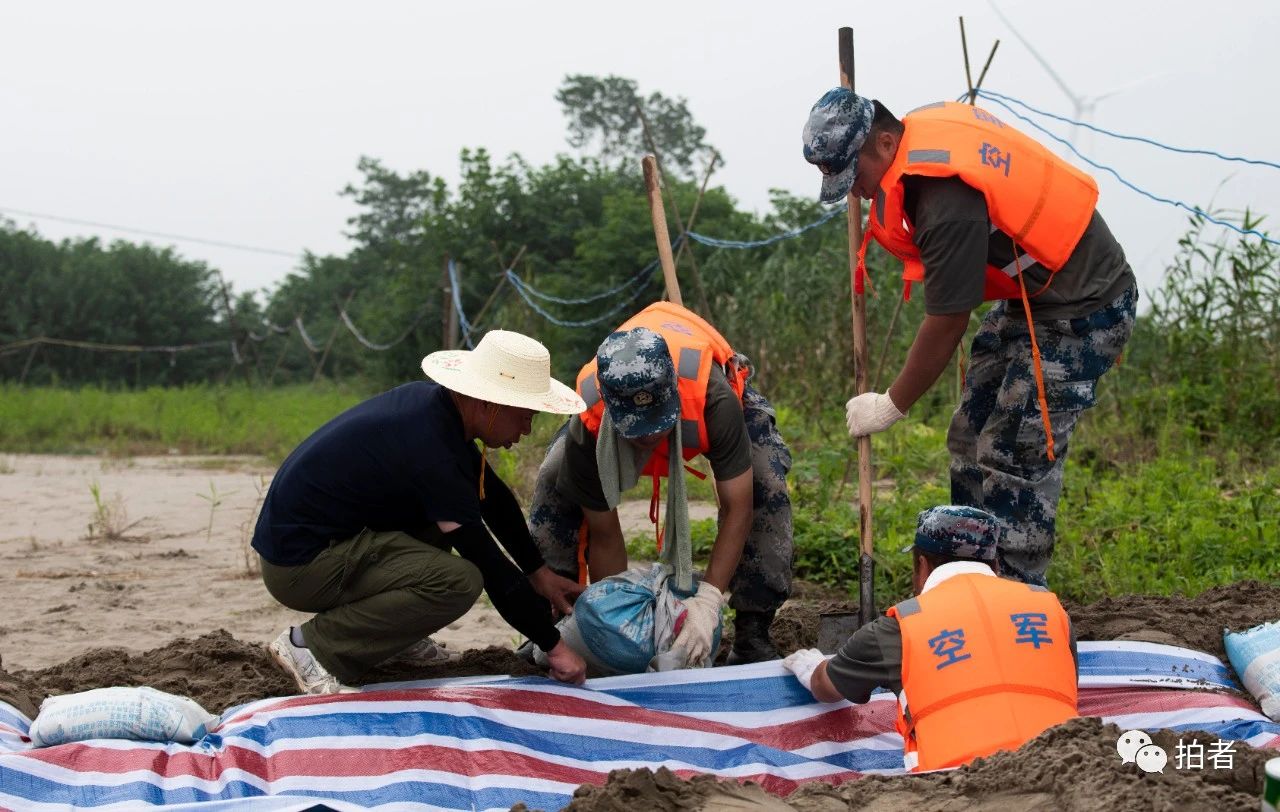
left=801, top=88, right=1136, bottom=586
left=253, top=330, right=590, bottom=694
left=527, top=302, right=793, bottom=667
left=783, top=505, right=1078, bottom=772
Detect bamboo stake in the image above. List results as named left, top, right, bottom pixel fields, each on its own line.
left=973, top=40, right=1001, bottom=99
left=313, top=292, right=354, bottom=384
left=470, top=244, right=527, bottom=332
left=671, top=150, right=721, bottom=296
left=839, top=27, right=876, bottom=629
left=643, top=155, right=682, bottom=306
left=635, top=105, right=710, bottom=315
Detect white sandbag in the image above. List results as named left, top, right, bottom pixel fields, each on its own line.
left=1224, top=620, right=1280, bottom=721
left=29, top=686, right=218, bottom=747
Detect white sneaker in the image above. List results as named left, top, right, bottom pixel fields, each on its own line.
left=268, top=629, right=354, bottom=695
left=381, top=637, right=460, bottom=668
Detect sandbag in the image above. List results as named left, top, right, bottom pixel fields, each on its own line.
left=537, top=563, right=722, bottom=675
left=1224, top=620, right=1280, bottom=721
left=29, top=686, right=218, bottom=747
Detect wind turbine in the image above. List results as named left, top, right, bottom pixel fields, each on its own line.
left=987, top=1, right=1162, bottom=152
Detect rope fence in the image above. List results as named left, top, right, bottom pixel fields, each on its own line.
left=6, top=88, right=1277, bottom=373
left=973, top=89, right=1280, bottom=247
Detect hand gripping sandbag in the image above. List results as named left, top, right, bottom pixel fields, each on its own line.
left=29, top=686, right=218, bottom=747
left=540, top=563, right=722, bottom=675
left=1225, top=620, right=1280, bottom=721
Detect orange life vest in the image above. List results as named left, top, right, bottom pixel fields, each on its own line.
left=576, top=301, right=747, bottom=480
left=865, top=101, right=1099, bottom=302
left=887, top=573, right=1077, bottom=772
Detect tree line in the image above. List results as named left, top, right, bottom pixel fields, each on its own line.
left=2, top=74, right=1275, bottom=450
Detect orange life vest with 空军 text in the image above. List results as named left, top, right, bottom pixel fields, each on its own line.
left=865, top=101, right=1099, bottom=302
left=887, top=573, right=1077, bottom=772
left=576, top=301, right=747, bottom=480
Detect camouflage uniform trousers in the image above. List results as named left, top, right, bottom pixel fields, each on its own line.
left=947, top=283, right=1137, bottom=586
left=528, top=386, right=794, bottom=614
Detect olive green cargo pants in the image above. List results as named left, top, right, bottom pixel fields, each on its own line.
left=260, top=528, right=483, bottom=683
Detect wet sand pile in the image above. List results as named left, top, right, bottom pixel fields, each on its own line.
left=2, top=580, right=1276, bottom=715
left=362, top=645, right=543, bottom=685
left=769, top=579, right=1280, bottom=661
left=2, top=581, right=1276, bottom=811
left=0, top=630, right=294, bottom=715
left=1062, top=579, right=1280, bottom=659
left=559, top=718, right=1274, bottom=811
left=0, top=634, right=542, bottom=716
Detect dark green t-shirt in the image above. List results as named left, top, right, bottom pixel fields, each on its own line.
left=903, top=175, right=1136, bottom=320
left=556, top=366, right=752, bottom=511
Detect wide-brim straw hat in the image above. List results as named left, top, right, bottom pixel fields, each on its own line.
left=421, top=330, right=585, bottom=415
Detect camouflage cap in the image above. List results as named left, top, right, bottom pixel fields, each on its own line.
left=902, top=505, right=1003, bottom=562
left=802, top=88, right=875, bottom=204
left=596, top=327, right=679, bottom=440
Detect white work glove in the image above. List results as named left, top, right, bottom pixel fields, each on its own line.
left=782, top=648, right=826, bottom=692
left=845, top=392, right=905, bottom=437
left=672, top=581, right=724, bottom=666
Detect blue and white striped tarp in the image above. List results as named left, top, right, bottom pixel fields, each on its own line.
left=0, top=641, right=1276, bottom=810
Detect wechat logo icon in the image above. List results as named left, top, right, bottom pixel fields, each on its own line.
left=1117, top=729, right=1167, bottom=774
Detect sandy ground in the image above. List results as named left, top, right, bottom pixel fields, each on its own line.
left=3, top=454, right=1278, bottom=810
left=0, top=454, right=716, bottom=672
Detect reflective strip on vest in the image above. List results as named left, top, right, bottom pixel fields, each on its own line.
left=677, top=347, right=702, bottom=380
left=1000, top=252, right=1039, bottom=278
left=581, top=376, right=600, bottom=408
left=907, top=101, right=947, bottom=115
left=906, top=149, right=951, bottom=165
left=681, top=419, right=700, bottom=452
left=895, top=597, right=922, bottom=618
left=875, top=188, right=886, bottom=226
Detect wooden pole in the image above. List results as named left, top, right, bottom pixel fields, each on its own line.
left=671, top=151, right=721, bottom=304
left=973, top=40, right=1001, bottom=99
left=441, top=255, right=456, bottom=351
left=313, top=292, right=353, bottom=384
left=643, top=155, right=683, bottom=306
left=960, top=17, right=976, bottom=104
left=839, top=26, right=876, bottom=629
left=635, top=104, right=711, bottom=315
left=18, top=342, right=39, bottom=385
left=446, top=257, right=461, bottom=350
left=957, top=27, right=1002, bottom=400
left=266, top=313, right=298, bottom=386
left=873, top=295, right=906, bottom=391
left=218, top=277, right=254, bottom=386
left=471, top=244, right=526, bottom=332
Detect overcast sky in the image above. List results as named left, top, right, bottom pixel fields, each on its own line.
left=3, top=0, right=1277, bottom=304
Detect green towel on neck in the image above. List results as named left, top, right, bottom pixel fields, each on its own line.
left=595, top=412, right=693, bottom=593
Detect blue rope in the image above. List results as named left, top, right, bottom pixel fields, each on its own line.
left=446, top=258, right=475, bottom=349
left=504, top=235, right=684, bottom=306
left=686, top=204, right=848, bottom=249
left=976, top=89, right=1280, bottom=171
left=506, top=257, right=656, bottom=306
left=975, top=94, right=1280, bottom=247
left=507, top=266, right=659, bottom=328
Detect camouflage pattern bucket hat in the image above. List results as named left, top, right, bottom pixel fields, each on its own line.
left=802, top=87, right=875, bottom=204
left=596, top=327, right=679, bottom=439
left=902, top=505, right=1004, bottom=562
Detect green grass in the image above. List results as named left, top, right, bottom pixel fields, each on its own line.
left=780, top=407, right=1280, bottom=608
left=0, top=384, right=366, bottom=461
left=2, top=383, right=1276, bottom=607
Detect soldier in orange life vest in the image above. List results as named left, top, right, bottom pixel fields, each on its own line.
left=528, top=302, right=794, bottom=665
left=783, top=505, right=1078, bottom=772
left=802, top=89, right=1137, bottom=586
